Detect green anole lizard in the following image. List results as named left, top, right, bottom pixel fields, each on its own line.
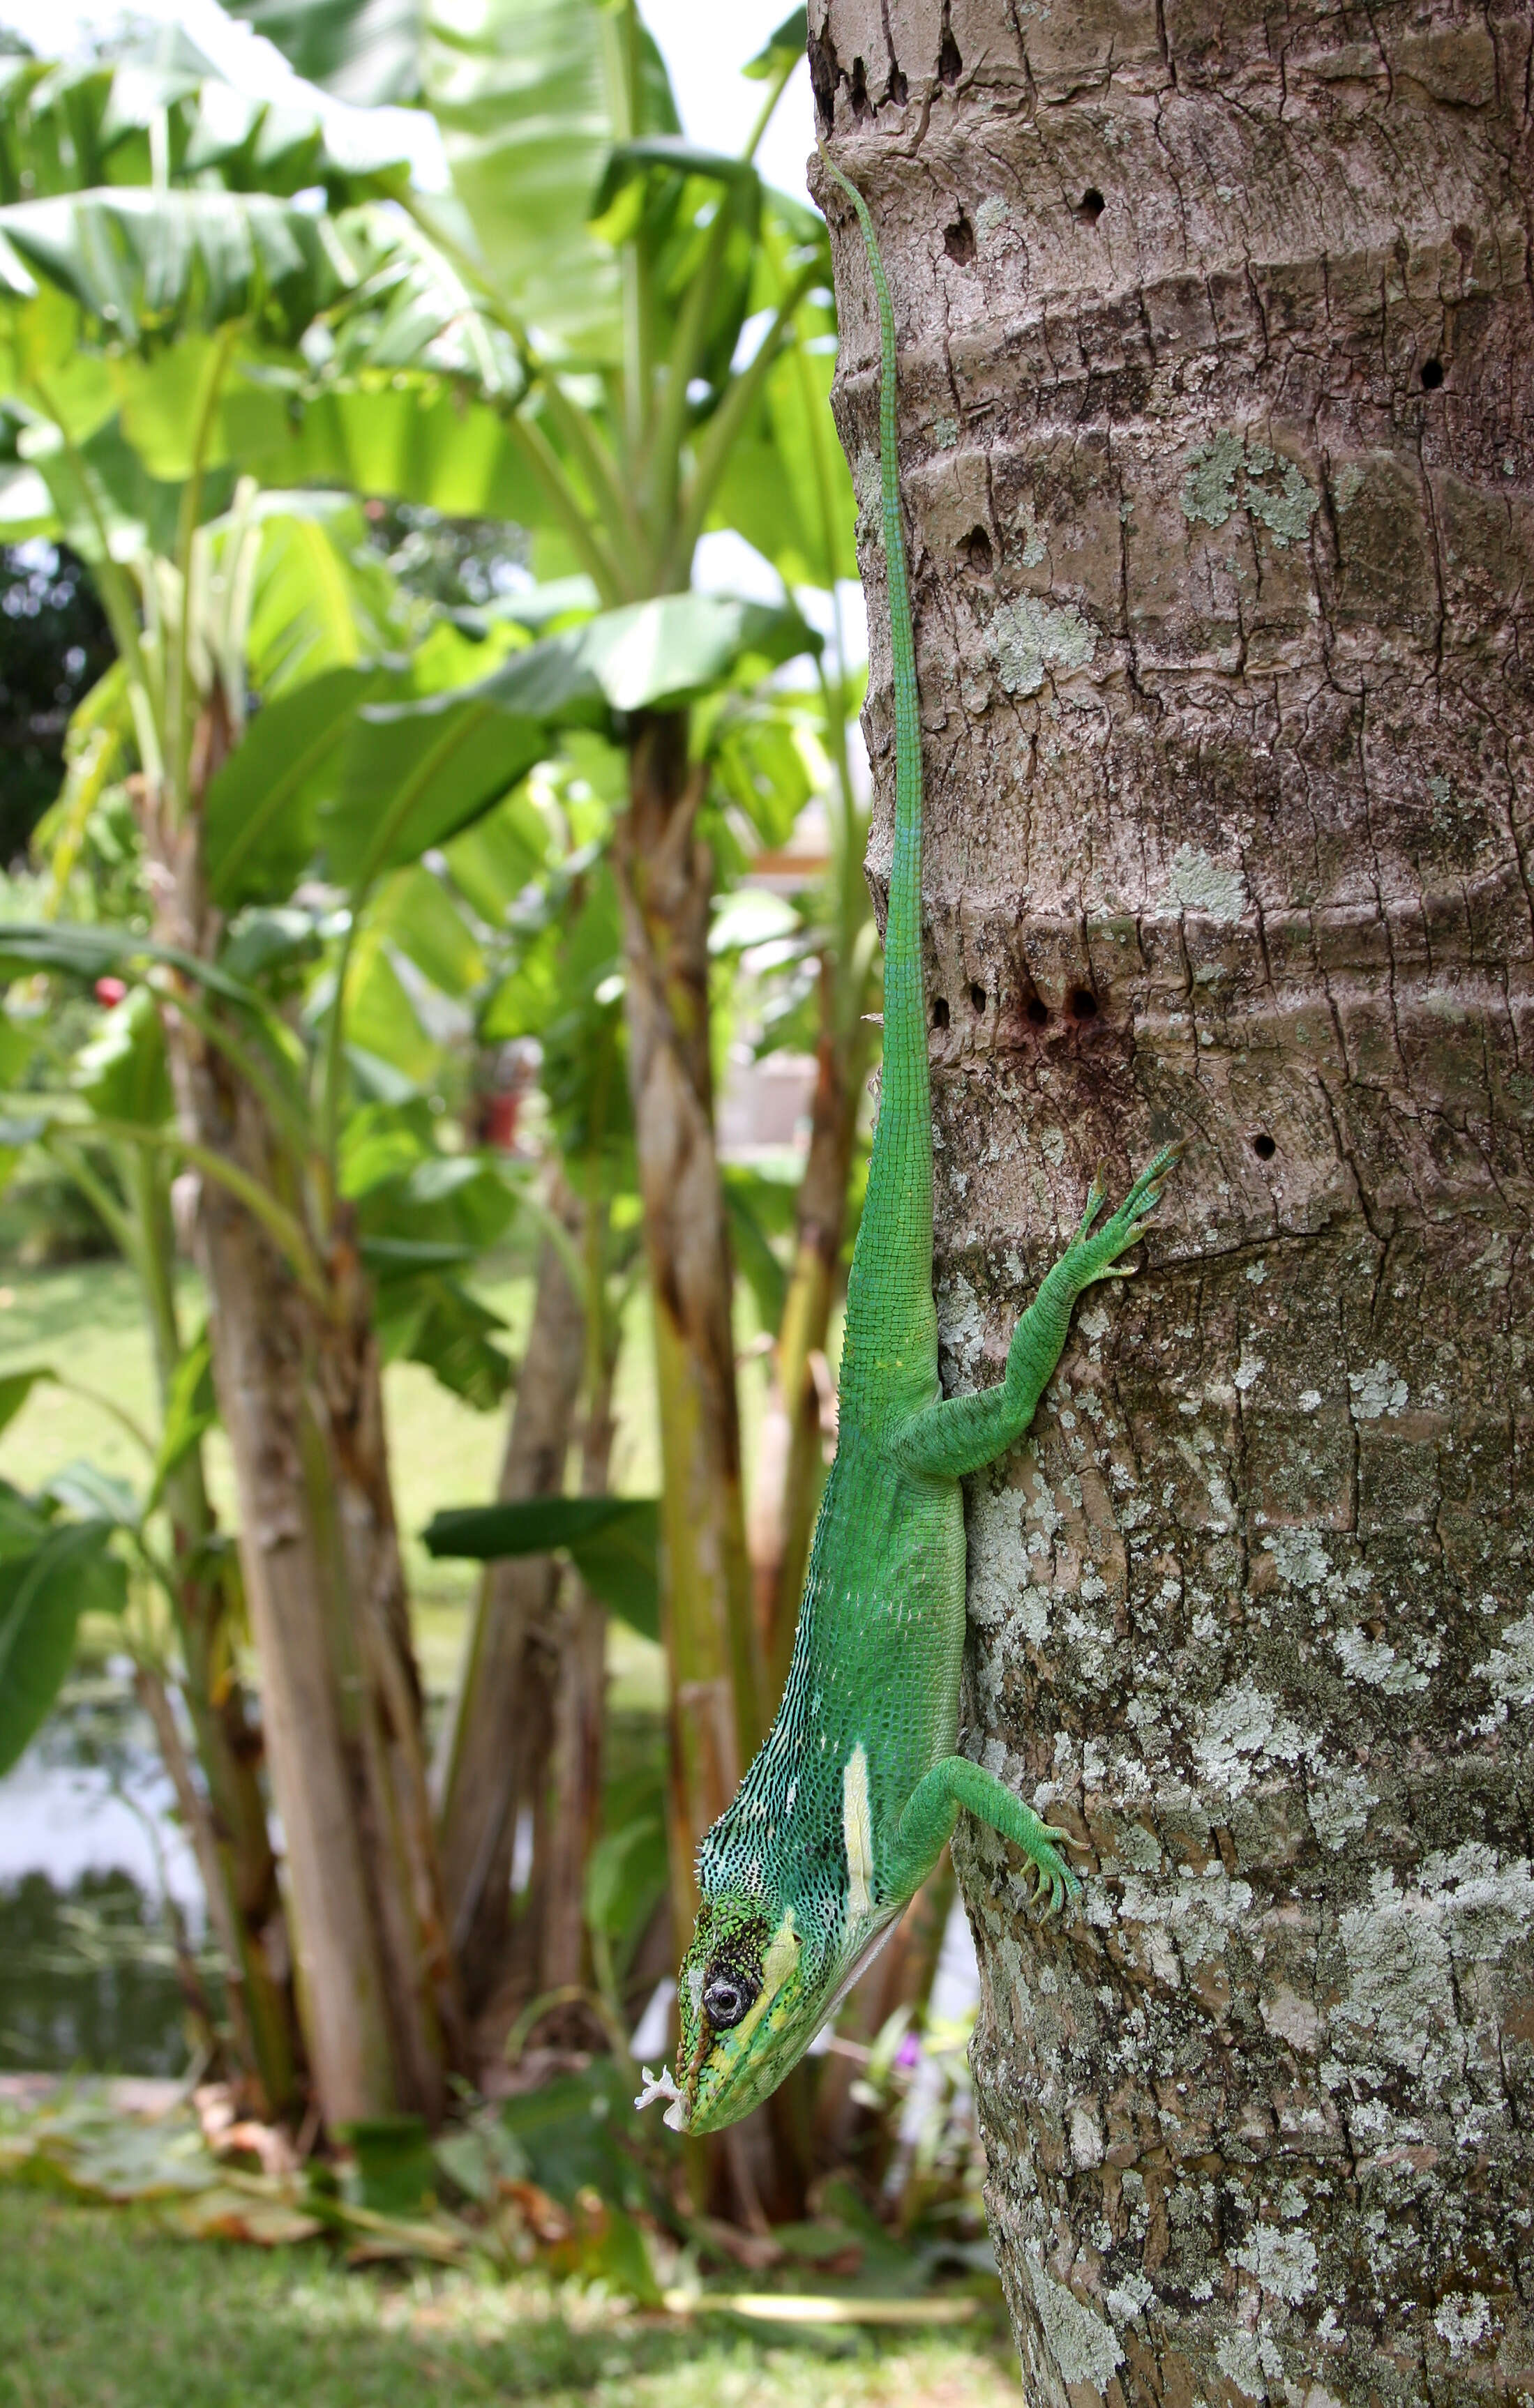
left=636, top=146, right=1180, bottom=2137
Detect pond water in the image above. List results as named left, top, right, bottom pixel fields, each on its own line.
left=0, top=1667, right=214, bottom=2077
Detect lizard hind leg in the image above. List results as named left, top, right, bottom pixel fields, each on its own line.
left=887, top=1756, right=1082, bottom=1919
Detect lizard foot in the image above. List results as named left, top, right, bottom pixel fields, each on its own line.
left=1021, top=1820, right=1083, bottom=1921
left=1067, top=1142, right=1183, bottom=1292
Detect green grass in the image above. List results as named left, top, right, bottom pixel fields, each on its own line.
left=0, top=2193, right=1021, bottom=2407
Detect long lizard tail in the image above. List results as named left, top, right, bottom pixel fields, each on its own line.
left=818, top=143, right=935, bottom=1410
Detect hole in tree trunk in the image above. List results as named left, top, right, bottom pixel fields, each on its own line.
left=932, top=997, right=950, bottom=1029
left=938, top=3, right=961, bottom=84
left=970, top=983, right=986, bottom=1013
left=885, top=61, right=908, bottom=104
left=1420, top=356, right=1444, bottom=391
left=1069, top=988, right=1099, bottom=1021
left=1025, top=996, right=1050, bottom=1027
left=963, top=526, right=993, bottom=575
left=944, top=215, right=976, bottom=266
left=1251, top=1131, right=1277, bottom=1160
left=809, top=22, right=839, bottom=130
left=1076, top=188, right=1106, bottom=225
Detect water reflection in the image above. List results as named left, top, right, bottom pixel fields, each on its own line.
left=0, top=1669, right=212, bottom=2075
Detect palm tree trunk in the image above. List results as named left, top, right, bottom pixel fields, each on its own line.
left=818, top=3, right=1534, bottom=2396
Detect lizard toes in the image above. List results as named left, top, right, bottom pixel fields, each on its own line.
left=1073, top=1172, right=1110, bottom=1243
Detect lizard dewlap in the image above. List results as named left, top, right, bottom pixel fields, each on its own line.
left=636, top=145, right=1182, bottom=2140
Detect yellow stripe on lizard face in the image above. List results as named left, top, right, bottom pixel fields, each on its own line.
left=713, top=1906, right=800, bottom=2064
left=843, top=1743, right=875, bottom=1921
left=682, top=1901, right=818, bottom=2131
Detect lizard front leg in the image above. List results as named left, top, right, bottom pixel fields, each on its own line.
left=884, top=1756, right=1081, bottom=1916
left=889, top=1145, right=1181, bottom=1482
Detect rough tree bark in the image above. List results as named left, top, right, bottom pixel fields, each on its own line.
left=816, top=3, right=1534, bottom=2400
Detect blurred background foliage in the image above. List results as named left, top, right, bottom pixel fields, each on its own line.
left=0, top=0, right=991, bottom=2329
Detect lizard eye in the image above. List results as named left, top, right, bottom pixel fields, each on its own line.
left=703, top=1967, right=758, bottom=2029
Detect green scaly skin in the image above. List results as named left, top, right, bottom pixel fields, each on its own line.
left=636, top=147, right=1180, bottom=2137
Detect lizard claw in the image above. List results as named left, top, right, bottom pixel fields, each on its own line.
left=1037, top=1867, right=1069, bottom=1921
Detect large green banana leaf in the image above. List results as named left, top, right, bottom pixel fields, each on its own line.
left=200, top=587, right=818, bottom=909
left=228, top=0, right=682, bottom=363
left=0, top=31, right=411, bottom=202
left=705, top=206, right=854, bottom=591
left=226, top=0, right=426, bottom=109
left=323, top=589, right=818, bottom=883
left=421, top=0, right=679, bottom=363
left=204, top=663, right=386, bottom=909
left=221, top=373, right=545, bottom=522
left=0, top=917, right=271, bottom=1010
left=70, top=985, right=172, bottom=1127
left=0, top=187, right=364, bottom=347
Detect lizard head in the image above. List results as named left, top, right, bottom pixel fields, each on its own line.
left=635, top=1746, right=898, bottom=2135
left=641, top=1882, right=828, bottom=2135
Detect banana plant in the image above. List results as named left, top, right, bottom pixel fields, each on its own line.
left=240, top=0, right=917, bottom=2209
left=416, top=743, right=654, bottom=2016
left=0, top=34, right=527, bottom=2130
left=1, top=16, right=874, bottom=2193
left=0, top=1446, right=128, bottom=1786
left=218, top=5, right=837, bottom=2061
left=1, top=523, right=811, bottom=2134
